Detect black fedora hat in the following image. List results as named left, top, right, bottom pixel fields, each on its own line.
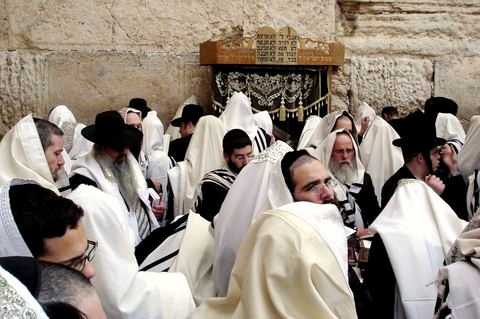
left=171, top=104, right=204, bottom=127
left=82, top=110, right=143, bottom=148
left=128, top=97, right=151, bottom=119
left=392, top=110, right=445, bottom=154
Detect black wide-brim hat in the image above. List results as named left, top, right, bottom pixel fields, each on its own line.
left=171, top=104, right=204, bottom=127
left=392, top=110, right=446, bottom=153
left=82, top=110, right=143, bottom=148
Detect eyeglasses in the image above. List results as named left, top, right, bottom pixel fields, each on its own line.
left=305, top=178, right=339, bottom=194
left=67, top=240, right=98, bottom=272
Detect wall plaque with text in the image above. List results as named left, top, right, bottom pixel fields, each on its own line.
left=200, top=26, right=344, bottom=66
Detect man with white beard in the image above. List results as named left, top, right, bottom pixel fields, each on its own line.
left=69, top=111, right=161, bottom=246
left=312, top=129, right=380, bottom=229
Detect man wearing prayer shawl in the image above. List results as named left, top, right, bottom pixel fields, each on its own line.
left=219, top=91, right=271, bottom=156
left=67, top=183, right=197, bottom=318
left=458, top=115, right=480, bottom=218
left=188, top=201, right=357, bottom=319
left=0, top=114, right=70, bottom=195
left=312, top=129, right=380, bottom=228
left=364, top=179, right=467, bottom=319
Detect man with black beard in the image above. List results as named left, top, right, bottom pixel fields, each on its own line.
left=192, top=129, right=253, bottom=222
left=69, top=111, right=162, bottom=246
left=314, top=129, right=381, bottom=228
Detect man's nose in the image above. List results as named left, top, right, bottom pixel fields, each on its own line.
left=58, top=153, right=65, bottom=166
left=82, top=260, right=96, bottom=279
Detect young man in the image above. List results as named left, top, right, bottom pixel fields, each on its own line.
left=0, top=115, right=70, bottom=195
left=0, top=179, right=95, bottom=280
left=193, top=129, right=253, bottom=222
left=168, top=104, right=204, bottom=162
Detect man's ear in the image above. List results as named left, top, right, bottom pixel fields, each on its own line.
left=223, top=152, right=229, bottom=162
left=417, top=153, right=425, bottom=164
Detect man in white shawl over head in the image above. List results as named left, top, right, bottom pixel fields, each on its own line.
left=0, top=114, right=70, bottom=195
left=358, top=115, right=404, bottom=206
left=213, top=141, right=294, bottom=297
left=364, top=179, right=467, bottom=319
left=168, top=115, right=227, bottom=218
left=458, top=115, right=480, bottom=219
left=188, top=202, right=357, bottom=319
left=305, top=110, right=360, bottom=150
left=47, top=105, right=94, bottom=171
left=297, top=114, right=322, bottom=150
left=219, top=91, right=271, bottom=155
left=312, top=129, right=380, bottom=229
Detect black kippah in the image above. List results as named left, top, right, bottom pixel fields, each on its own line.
left=281, top=150, right=310, bottom=192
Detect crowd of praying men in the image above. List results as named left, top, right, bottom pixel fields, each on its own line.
left=0, top=93, right=479, bottom=319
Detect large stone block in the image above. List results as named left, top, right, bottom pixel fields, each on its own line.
left=44, top=52, right=211, bottom=127
left=434, top=57, right=480, bottom=130
left=0, top=50, right=45, bottom=136
left=7, top=0, right=336, bottom=52
left=347, top=57, right=432, bottom=116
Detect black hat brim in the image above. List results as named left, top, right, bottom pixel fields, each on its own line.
left=82, top=124, right=143, bottom=147
left=171, top=117, right=182, bottom=127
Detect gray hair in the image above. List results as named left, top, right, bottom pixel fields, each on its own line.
left=35, top=118, right=64, bottom=150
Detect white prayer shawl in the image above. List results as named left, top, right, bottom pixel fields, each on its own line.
left=458, top=115, right=480, bottom=178
left=165, top=95, right=199, bottom=141
left=47, top=105, right=94, bottom=162
left=354, top=101, right=376, bottom=133
left=0, top=266, right=49, bottom=319
left=359, top=116, right=404, bottom=205
left=369, top=179, right=467, bottom=319
left=139, top=211, right=215, bottom=306
left=435, top=220, right=480, bottom=319
left=213, top=141, right=294, bottom=297
left=67, top=185, right=195, bottom=319
left=312, top=128, right=365, bottom=186
left=168, top=115, right=227, bottom=217
left=141, top=110, right=165, bottom=154
left=0, top=179, right=34, bottom=258
left=190, top=202, right=357, bottom=319
left=435, top=112, right=465, bottom=153
left=253, top=110, right=273, bottom=136
left=297, top=114, right=322, bottom=150
left=0, top=114, right=69, bottom=196
left=219, top=91, right=267, bottom=155
left=47, top=104, right=77, bottom=124
left=306, top=110, right=360, bottom=150
left=72, top=151, right=159, bottom=246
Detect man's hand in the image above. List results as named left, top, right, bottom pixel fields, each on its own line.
left=424, top=174, right=445, bottom=195
left=358, top=117, right=370, bottom=137
left=152, top=200, right=165, bottom=220
left=440, top=143, right=459, bottom=175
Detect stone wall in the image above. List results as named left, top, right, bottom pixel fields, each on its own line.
left=0, top=0, right=478, bottom=136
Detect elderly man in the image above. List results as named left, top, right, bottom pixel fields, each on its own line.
left=70, top=110, right=161, bottom=245
left=0, top=115, right=70, bottom=195
left=313, top=129, right=380, bottom=227
left=193, top=128, right=253, bottom=222
left=118, top=107, right=167, bottom=222
left=0, top=179, right=96, bottom=280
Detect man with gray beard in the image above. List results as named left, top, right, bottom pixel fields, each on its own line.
left=69, top=111, right=161, bottom=246
left=313, top=129, right=380, bottom=228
